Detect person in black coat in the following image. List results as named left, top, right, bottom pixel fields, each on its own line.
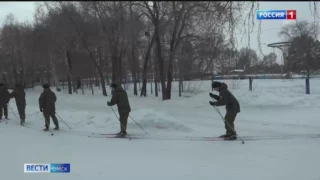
left=209, top=81, right=240, bottom=140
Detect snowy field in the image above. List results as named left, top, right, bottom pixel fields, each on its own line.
left=1, top=79, right=320, bottom=180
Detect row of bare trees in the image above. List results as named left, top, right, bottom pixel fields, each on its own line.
left=0, top=1, right=287, bottom=99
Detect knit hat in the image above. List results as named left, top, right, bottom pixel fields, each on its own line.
left=212, top=81, right=222, bottom=88
left=42, top=84, right=50, bottom=88
left=110, top=83, right=117, bottom=89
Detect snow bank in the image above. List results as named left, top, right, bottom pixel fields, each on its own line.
left=165, top=79, right=320, bottom=108
left=237, top=79, right=320, bottom=108
left=130, top=108, right=193, bottom=132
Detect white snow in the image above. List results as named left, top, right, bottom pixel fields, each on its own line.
left=1, top=79, right=320, bottom=180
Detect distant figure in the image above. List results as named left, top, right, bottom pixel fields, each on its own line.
left=209, top=81, right=240, bottom=140
left=10, top=84, right=26, bottom=125
left=0, top=83, right=10, bottom=120
left=38, top=84, right=59, bottom=131
left=107, top=83, right=131, bottom=137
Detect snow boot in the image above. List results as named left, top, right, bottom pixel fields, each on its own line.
left=219, top=134, right=232, bottom=138
left=224, top=135, right=237, bottom=140
left=115, top=131, right=127, bottom=138
left=116, top=131, right=127, bottom=135
left=116, top=131, right=123, bottom=136
left=53, top=127, right=59, bottom=130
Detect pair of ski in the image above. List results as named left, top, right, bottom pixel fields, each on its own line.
left=88, top=133, right=136, bottom=139
left=88, top=133, right=241, bottom=141
left=88, top=133, right=320, bottom=142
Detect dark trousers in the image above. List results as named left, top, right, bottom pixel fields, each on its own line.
left=119, top=112, right=129, bottom=132
left=224, top=112, right=237, bottom=135
left=17, top=105, right=26, bottom=122
left=0, top=104, right=8, bottom=118
left=43, top=112, right=59, bottom=128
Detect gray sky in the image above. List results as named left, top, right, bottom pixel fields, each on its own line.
left=0, top=2, right=35, bottom=25
left=0, top=2, right=317, bottom=64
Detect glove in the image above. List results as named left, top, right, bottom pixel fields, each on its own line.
left=107, top=101, right=111, bottom=106
left=40, top=108, right=43, bottom=112
left=209, top=101, right=217, bottom=106
left=209, top=93, right=220, bottom=100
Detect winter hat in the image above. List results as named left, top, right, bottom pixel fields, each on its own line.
left=110, top=83, right=117, bottom=89
left=212, top=81, right=222, bottom=88
left=0, top=83, right=3, bottom=87
left=42, top=84, right=50, bottom=89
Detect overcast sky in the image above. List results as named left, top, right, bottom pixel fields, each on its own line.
left=0, top=2, right=318, bottom=64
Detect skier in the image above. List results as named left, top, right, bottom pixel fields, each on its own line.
left=0, top=83, right=10, bottom=121
left=107, top=83, right=131, bottom=137
left=10, top=84, right=26, bottom=125
left=209, top=81, right=240, bottom=140
left=38, top=84, right=59, bottom=131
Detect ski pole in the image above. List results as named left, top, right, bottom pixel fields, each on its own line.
left=56, top=113, right=72, bottom=129
left=109, top=104, right=148, bottom=135
left=129, top=115, right=148, bottom=135
left=213, top=106, right=245, bottom=144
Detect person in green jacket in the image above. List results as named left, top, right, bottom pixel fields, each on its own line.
left=0, top=83, right=10, bottom=120
left=209, top=81, right=240, bottom=140
left=107, top=83, right=131, bottom=137
left=10, top=84, right=26, bottom=125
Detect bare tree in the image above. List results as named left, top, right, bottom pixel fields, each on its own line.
left=237, top=47, right=258, bottom=72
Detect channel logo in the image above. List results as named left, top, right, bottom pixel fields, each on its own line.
left=50, top=163, right=70, bottom=173
left=24, top=163, right=70, bottom=173
left=256, top=10, right=296, bottom=20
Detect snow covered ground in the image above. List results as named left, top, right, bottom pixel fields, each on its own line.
left=1, top=79, right=320, bottom=180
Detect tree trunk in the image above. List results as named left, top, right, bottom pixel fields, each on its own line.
left=140, top=34, right=155, bottom=96
left=306, top=68, right=310, bottom=94
left=150, top=79, right=153, bottom=94
left=118, top=56, right=123, bottom=86
left=154, top=23, right=167, bottom=100
left=81, top=78, right=85, bottom=94
left=66, top=51, right=73, bottom=95
left=90, top=77, right=94, bottom=95
left=178, top=52, right=183, bottom=97
left=129, top=2, right=138, bottom=96
left=131, top=46, right=138, bottom=95
left=98, top=46, right=107, bottom=96
left=179, top=79, right=182, bottom=97
left=182, top=80, right=184, bottom=92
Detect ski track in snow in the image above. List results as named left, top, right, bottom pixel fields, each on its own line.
left=1, top=79, right=320, bottom=180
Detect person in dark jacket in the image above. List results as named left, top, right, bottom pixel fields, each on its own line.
left=209, top=81, right=240, bottom=140
left=107, top=83, right=131, bottom=137
left=38, top=84, right=59, bottom=131
left=0, top=83, right=10, bottom=120
left=10, top=84, right=26, bottom=125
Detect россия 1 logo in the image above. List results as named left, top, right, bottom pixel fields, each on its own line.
left=24, top=163, right=70, bottom=173
left=256, top=10, right=296, bottom=20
